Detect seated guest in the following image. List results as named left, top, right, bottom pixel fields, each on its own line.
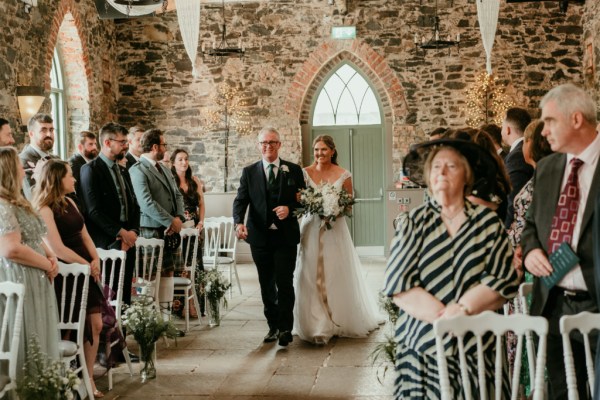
left=384, top=139, right=518, bottom=398
left=0, top=147, right=60, bottom=381
left=32, top=159, right=105, bottom=398
left=0, top=118, right=16, bottom=146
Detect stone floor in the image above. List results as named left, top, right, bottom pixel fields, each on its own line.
left=96, top=257, right=395, bottom=399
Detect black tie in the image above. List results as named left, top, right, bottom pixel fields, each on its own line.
left=268, top=164, right=276, bottom=186
left=112, top=163, right=129, bottom=220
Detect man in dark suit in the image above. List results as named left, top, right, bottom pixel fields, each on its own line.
left=232, top=127, right=305, bottom=346
left=522, top=84, right=600, bottom=400
left=68, top=130, right=99, bottom=212
left=0, top=118, right=16, bottom=147
left=502, top=107, right=534, bottom=228
left=125, top=125, right=144, bottom=170
left=80, top=122, right=140, bottom=306
left=18, top=113, right=59, bottom=199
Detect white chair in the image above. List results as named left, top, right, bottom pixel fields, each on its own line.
left=0, top=282, right=25, bottom=399
left=173, top=228, right=201, bottom=332
left=434, top=310, right=548, bottom=400
left=515, top=282, right=538, bottom=388
left=98, top=248, right=134, bottom=390
left=134, top=237, right=164, bottom=305
left=560, top=311, right=600, bottom=399
left=204, top=216, right=241, bottom=298
left=202, top=221, right=221, bottom=270
left=55, top=262, right=94, bottom=400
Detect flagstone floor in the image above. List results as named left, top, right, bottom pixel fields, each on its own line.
left=98, top=258, right=395, bottom=399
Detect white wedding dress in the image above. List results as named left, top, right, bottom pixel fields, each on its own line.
left=293, top=169, right=382, bottom=344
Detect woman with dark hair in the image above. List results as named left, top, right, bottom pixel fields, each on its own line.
left=0, top=147, right=60, bottom=384
left=171, top=148, right=205, bottom=317
left=32, top=159, right=105, bottom=398
left=293, top=135, right=381, bottom=344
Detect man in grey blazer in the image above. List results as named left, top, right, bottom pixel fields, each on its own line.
left=522, top=84, right=600, bottom=400
left=129, top=128, right=185, bottom=335
left=19, top=113, right=59, bottom=199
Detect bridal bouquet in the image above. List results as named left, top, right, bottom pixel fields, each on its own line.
left=294, top=183, right=355, bottom=229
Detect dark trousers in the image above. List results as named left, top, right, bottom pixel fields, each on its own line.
left=250, top=231, right=297, bottom=332
left=544, top=287, right=598, bottom=400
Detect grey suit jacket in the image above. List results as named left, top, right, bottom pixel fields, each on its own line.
left=18, top=144, right=58, bottom=200
left=129, top=157, right=184, bottom=229
left=522, top=152, right=600, bottom=317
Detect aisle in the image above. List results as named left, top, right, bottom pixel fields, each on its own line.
left=99, top=258, right=395, bottom=399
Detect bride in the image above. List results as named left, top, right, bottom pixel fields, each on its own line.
left=293, top=135, right=381, bottom=344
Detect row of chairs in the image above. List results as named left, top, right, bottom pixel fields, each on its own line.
left=433, top=282, right=600, bottom=400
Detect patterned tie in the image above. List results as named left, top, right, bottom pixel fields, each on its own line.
left=112, top=163, right=129, bottom=220
left=267, top=164, right=276, bottom=186
left=547, top=158, right=584, bottom=253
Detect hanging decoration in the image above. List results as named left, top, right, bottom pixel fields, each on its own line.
left=203, top=81, right=252, bottom=191
left=465, top=71, right=515, bottom=127
left=476, top=0, right=500, bottom=74
left=105, top=0, right=167, bottom=17
left=175, top=0, right=201, bottom=77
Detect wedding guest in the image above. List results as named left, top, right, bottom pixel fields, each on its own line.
left=125, top=125, right=144, bottom=170
left=171, top=148, right=205, bottom=316
left=294, top=135, right=381, bottom=344
left=32, top=159, right=105, bottom=398
left=384, top=139, right=518, bottom=398
left=0, top=118, right=16, bottom=146
left=0, top=147, right=60, bottom=381
left=232, top=127, right=305, bottom=346
left=480, top=123, right=506, bottom=158
left=69, top=130, right=99, bottom=197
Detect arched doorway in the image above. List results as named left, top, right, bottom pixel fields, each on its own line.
left=308, top=62, right=385, bottom=255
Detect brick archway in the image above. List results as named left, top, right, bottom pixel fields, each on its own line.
left=286, top=40, right=407, bottom=125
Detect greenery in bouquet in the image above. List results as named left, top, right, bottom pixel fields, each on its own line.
left=197, top=269, right=232, bottom=309
left=122, top=295, right=179, bottom=348
left=294, top=182, right=355, bottom=229
left=17, top=335, right=80, bottom=400
left=370, top=294, right=400, bottom=384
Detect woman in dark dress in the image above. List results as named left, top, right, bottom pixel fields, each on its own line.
left=171, top=149, right=205, bottom=316
left=32, top=159, right=105, bottom=398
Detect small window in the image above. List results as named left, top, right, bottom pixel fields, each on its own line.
left=50, top=48, right=67, bottom=159
left=313, top=64, right=381, bottom=126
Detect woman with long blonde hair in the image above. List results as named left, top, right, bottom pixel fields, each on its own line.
left=32, top=159, right=106, bottom=398
left=0, top=147, right=60, bottom=381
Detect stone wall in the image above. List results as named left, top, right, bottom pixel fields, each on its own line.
left=582, top=0, right=600, bottom=103
left=114, top=0, right=586, bottom=191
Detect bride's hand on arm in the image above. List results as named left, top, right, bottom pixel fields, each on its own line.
left=393, top=287, right=445, bottom=324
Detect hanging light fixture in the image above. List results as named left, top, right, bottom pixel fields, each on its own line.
left=414, top=0, right=460, bottom=56
left=201, top=0, right=245, bottom=62
left=105, top=0, right=167, bottom=17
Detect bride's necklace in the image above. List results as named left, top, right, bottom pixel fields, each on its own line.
left=441, top=208, right=463, bottom=223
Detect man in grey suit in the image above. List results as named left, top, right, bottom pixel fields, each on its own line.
left=19, top=113, right=59, bottom=199
left=129, top=128, right=185, bottom=335
left=523, top=84, right=600, bottom=400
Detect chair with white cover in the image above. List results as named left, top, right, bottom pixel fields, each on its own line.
left=560, top=311, right=600, bottom=399
left=133, top=237, right=164, bottom=305
left=0, top=282, right=25, bottom=399
left=204, top=216, right=241, bottom=297
left=55, top=261, right=94, bottom=400
left=97, top=248, right=134, bottom=390
left=434, top=310, right=548, bottom=400
left=173, top=228, right=201, bottom=332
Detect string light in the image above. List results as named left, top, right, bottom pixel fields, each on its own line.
left=465, top=71, right=515, bottom=127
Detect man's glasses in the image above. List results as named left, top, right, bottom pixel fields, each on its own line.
left=109, top=138, right=128, bottom=145
left=259, top=141, right=280, bottom=147
left=159, top=142, right=168, bottom=148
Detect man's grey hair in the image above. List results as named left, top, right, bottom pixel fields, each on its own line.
left=540, top=83, right=597, bottom=126
left=258, top=127, right=280, bottom=141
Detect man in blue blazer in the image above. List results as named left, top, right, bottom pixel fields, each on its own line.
left=233, top=127, right=305, bottom=346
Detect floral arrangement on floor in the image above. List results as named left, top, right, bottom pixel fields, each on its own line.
left=294, top=183, right=355, bottom=229
left=370, top=294, right=400, bottom=384
left=16, top=335, right=80, bottom=400
left=122, top=295, right=179, bottom=346
left=197, top=269, right=232, bottom=310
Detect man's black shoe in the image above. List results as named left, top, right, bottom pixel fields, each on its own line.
left=278, top=331, right=293, bottom=347
left=263, top=328, right=279, bottom=343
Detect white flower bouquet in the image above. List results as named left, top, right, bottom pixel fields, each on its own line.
left=17, top=335, right=80, bottom=400
left=294, top=182, right=355, bottom=229
left=122, top=295, right=178, bottom=346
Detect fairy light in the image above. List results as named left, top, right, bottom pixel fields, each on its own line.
left=465, top=71, right=515, bottom=127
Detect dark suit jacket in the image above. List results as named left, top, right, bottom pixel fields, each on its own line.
left=125, top=152, right=137, bottom=171
left=79, top=157, right=140, bottom=249
left=232, top=159, right=305, bottom=247
left=522, top=152, right=600, bottom=317
left=18, top=144, right=58, bottom=200
left=504, top=141, right=534, bottom=228
left=68, top=153, right=87, bottom=210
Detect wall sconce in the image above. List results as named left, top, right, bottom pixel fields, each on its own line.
left=16, top=86, right=46, bottom=131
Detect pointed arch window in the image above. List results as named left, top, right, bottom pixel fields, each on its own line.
left=50, top=47, right=67, bottom=158
left=313, top=64, right=381, bottom=126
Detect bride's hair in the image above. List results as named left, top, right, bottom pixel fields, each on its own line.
left=312, top=135, right=338, bottom=165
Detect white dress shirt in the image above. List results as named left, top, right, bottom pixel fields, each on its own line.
left=262, top=158, right=280, bottom=181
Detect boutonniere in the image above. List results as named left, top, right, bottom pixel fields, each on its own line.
left=280, top=165, right=290, bottom=174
